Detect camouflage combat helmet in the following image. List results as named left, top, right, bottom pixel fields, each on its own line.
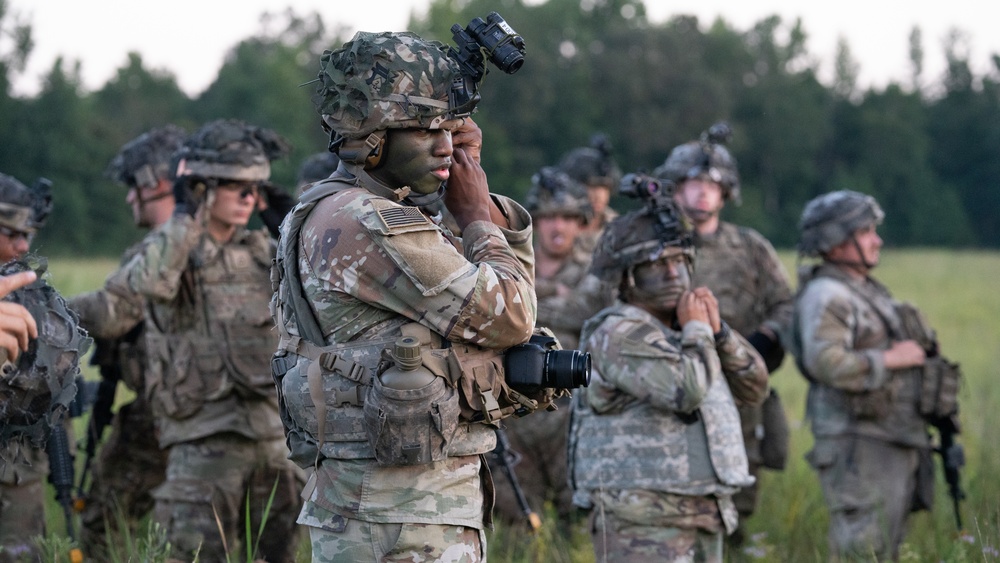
left=558, top=134, right=622, bottom=191
left=0, top=173, right=51, bottom=233
left=0, top=258, right=91, bottom=448
left=174, top=118, right=290, bottom=183
left=524, top=166, right=593, bottom=223
left=798, top=190, right=884, bottom=257
left=313, top=31, right=468, bottom=164
left=107, top=124, right=187, bottom=189
left=589, top=199, right=694, bottom=284
left=296, top=151, right=341, bottom=188
left=654, top=121, right=741, bottom=204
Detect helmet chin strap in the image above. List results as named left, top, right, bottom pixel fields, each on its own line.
left=825, top=235, right=876, bottom=272
left=403, top=183, right=447, bottom=207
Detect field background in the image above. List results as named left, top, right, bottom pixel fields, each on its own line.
left=38, top=250, right=1000, bottom=562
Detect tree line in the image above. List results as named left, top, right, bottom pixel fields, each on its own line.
left=1, top=0, right=998, bottom=257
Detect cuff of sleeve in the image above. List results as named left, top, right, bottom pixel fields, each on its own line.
left=682, top=320, right=715, bottom=346
left=490, top=195, right=533, bottom=245
left=865, top=349, right=890, bottom=389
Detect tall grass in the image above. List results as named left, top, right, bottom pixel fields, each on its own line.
left=38, top=251, right=1000, bottom=562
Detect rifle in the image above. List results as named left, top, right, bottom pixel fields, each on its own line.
left=932, top=414, right=966, bottom=529
left=47, top=423, right=84, bottom=562
left=75, top=337, right=121, bottom=503
left=492, top=428, right=541, bottom=531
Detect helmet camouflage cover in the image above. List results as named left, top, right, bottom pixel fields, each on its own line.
left=0, top=257, right=91, bottom=448
left=107, top=124, right=187, bottom=189
left=798, top=190, right=885, bottom=257
left=589, top=200, right=695, bottom=284
left=654, top=121, right=741, bottom=204
left=558, top=133, right=622, bottom=191
left=313, top=31, right=468, bottom=140
left=524, top=166, right=593, bottom=223
left=174, top=118, right=290, bottom=182
left=0, top=173, right=51, bottom=233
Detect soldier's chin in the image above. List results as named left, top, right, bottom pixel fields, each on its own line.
left=683, top=207, right=714, bottom=223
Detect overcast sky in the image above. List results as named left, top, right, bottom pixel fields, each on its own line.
left=7, top=0, right=1000, bottom=96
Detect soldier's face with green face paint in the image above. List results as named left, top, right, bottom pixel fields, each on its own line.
left=372, top=128, right=454, bottom=195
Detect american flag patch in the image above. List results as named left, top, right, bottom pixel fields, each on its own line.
left=376, top=206, right=430, bottom=231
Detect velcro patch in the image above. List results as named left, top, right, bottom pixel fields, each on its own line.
left=376, top=206, right=431, bottom=233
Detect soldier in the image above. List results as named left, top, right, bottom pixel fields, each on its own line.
left=270, top=31, right=546, bottom=561
left=0, top=173, right=55, bottom=562
left=492, top=166, right=594, bottom=526
left=295, top=151, right=340, bottom=195
left=68, top=125, right=184, bottom=557
left=122, top=119, right=303, bottom=562
left=568, top=197, right=768, bottom=562
left=558, top=133, right=621, bottom=254
left=789, top=190, right=931, bottom=560
left=655, top=122, right=793, bottom=544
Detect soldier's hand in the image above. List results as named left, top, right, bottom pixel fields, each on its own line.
left=883, top=339, right=927, bottom=369
left=445, top=138, right=493, bottom=229
left=677, top=290, right=710, bottom=327
left=691, top=287, right=721, bottom=333
left=452, top=118, right=483, bottom=164
left=0, top=271, right=39, bottom=362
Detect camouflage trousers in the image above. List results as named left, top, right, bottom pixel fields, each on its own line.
left=79, top=396, right=169, bottom=559
left=0, top=443, right=47, bottom=563
left=489, top=400, right=573, bottom=527
left=308, top=520, right=485, bottom=562
left=807, top=435, right=919, bottom=561
left=588, top=490, right=726, bottom=563
left=151, top=433, right=304, bottom=563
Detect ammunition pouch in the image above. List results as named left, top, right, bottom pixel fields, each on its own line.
left=845, top=386, right=894, bottom=421
left=919, top=357, right=961, bottom=420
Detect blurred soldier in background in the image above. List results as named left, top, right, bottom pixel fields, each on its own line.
left=295, top=151, right=340, bottom=195
left=492, top=167, right=592, bottom=527
left=68, top=125, right=184, bottom=558
left=558, top=133, right=621, bottom=254
left=271, top=30, right=551, bottom=561
left=569, top=196, right=768, bottom=562
left=655, top=122, right=793, bottom=546
left=789, top=190, right=934, bottom=560
left=122, top=119, right=303, bottom=562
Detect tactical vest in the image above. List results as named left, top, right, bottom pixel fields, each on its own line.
left=568, top=306, right=753, bottom=497
left=791, top=266, right=929, bottom=448
left=271, top=178, right=532, bottom=468
left=145, top=228, right=280, bottom=445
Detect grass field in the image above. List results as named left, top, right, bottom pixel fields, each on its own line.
left=34, top=250, right=1000, bottom=561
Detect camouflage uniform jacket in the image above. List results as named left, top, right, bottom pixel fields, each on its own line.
left=570, top=303, right=768, bottom=530
left=791, top=264, right=928, bottom=448
left=535, top=243, right=595, bottom=351
left=692, top=221, right=792, bottom=339
left=124, top=216, right=284, bottom=448
left=283, top=169, right=536, bottom=530
left=69, top=239, right=149, bottom=392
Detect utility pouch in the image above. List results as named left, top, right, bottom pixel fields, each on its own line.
left=920, top=357, right=961, bottom=419
left=363, top=364, right=461, bottom=466
left=759, top=389, right=791, bottom=470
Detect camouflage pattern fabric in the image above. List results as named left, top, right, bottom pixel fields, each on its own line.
left=570, top=302, right=768, bottom=557
left=689, top=221, right=793, bottom=519
left=791, top=263, right=929, bottom=560
left=69, top=219, right=168, bottom=557
left=151, top=434, right=302, bottom=563
left=807, top=435, right=919, bottom=561
left=0, top=442, right=47, bottom=562
left=791, top=264, right=928, bottom=448
left=589, top=489, right=727, bottom=563
left=281, top=166, right=535, bottom=543
left=122, top=216, right=303, bottom=559
left=308, top=520, right=485, bottom=562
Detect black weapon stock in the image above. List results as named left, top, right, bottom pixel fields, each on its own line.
left=76, top=338, right=121, bottom=502
left=933, top=414, right=966, bottom=529
left=492, top=428, right=541, bottom=531
left=47, top=423, right=84, bottom=561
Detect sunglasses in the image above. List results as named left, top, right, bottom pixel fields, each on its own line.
left=216, top=182, right=260, bottom=199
